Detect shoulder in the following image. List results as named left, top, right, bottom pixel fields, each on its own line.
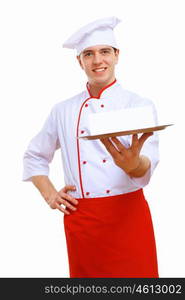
left=49, top=90, right=87, bottom=116
left=118, top=84, right=156, bottom=107
left=56, top=90, right=86, bottom=108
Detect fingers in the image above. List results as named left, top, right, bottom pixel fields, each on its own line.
left=131, top=132, right=153, bottom=151
left=59, top=189, right=78, bottom=205
left=57, top=195, right=78, bottom=213
left=62, top=185, right=76, bottom=193
left=129, top=134, right=139, bottom=152
left=50, top=194, right=78, bottom=215
left=59, top=185, right=78, bottom=206
left=50, top=185, right=78, bottom=215
left=111, top=137, right=127, bottom=153
left=100, top=138, right=122, bottom=159
left=138, top=132, right=153, bottom=148
left=55, top=202, right=71, bottom=215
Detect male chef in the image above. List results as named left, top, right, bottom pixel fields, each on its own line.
left=23, top=17, right=159, bottom=278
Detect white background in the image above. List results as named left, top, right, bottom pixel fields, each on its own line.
left=0, top=0, right=184, bottom=277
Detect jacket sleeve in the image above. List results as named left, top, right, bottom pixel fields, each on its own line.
left=129, top=101, right=160, bottom=188
left=22, top=105, right=60, bottom=181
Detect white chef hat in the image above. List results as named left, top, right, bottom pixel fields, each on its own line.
left=62, top=16, right=121, bottom=55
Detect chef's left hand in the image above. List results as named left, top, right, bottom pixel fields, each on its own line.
left=100, top=132, right=153, bottom=175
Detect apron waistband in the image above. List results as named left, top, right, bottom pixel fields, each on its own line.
left=76, top=188, right=144, bottom=202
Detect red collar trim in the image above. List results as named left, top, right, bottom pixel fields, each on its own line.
left=86, top=79, right=117, bottom=99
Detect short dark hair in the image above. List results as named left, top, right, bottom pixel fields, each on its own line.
left=112, top=47, right=118, bottom=53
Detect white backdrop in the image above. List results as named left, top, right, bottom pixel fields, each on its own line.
left=0, top=0, right=184, bottom=277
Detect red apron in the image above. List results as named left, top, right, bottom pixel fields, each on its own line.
left=63, top=189, right=158, bottom=278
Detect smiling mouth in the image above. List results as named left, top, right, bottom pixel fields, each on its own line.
left=93, top=67, right=107, bottom=73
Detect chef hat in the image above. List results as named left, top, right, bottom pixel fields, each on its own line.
left=62, top=16, right=121, bottom=55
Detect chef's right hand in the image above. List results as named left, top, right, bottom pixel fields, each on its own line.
left=48, top=185, right=78, bottom=215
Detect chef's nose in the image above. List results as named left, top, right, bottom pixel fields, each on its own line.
left=93, top=52, right=102, bottom=64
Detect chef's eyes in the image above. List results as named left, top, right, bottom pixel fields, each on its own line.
left=101, top=50, right=111, bottom=54
left=84, top=52, right=93, bottom=57
left=83, top=50, right=111, bottom=57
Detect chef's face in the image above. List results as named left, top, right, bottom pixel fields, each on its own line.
left=77, top=45, right=119, bottom=87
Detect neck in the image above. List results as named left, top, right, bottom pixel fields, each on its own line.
left=88, top=78, right=116, bottom=98
left=88, top=83, right=104, bottom=98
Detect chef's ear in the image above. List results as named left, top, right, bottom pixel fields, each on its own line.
left=114, top=48, right=120, bottom=64
left=76, top=55, right=84, bottom=70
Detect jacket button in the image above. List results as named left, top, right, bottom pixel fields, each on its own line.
left=81, top=130, right=85, bottom=134
left=83, top=161, right=87, bottom=164
left=85, top=103, right=88, bottom=107
left=101, top=104, right=104, bottom=108
left=106, top=190, right=110, bottom=193
left=103, top=159, right=106, bottom=163
left=86, top=192, right=90, bottom=196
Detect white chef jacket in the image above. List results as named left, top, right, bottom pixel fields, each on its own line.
left=23, top=80, right=159, bottom=199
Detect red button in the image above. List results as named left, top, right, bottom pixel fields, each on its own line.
left=101, top=104, right=104, bottom=108
left=81, top=130, right=85, bottom=134
left=85, top=103, right=88, bottom=107
left=103, top=159, right=106, bottom=163
left=106, top=190, right=110, bottom=193
left=83, top=161, right=87, bottom=164
left=86, top=192, right=90, bottom=196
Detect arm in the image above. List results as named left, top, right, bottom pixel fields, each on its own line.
left=31, top=175, right=57, bottom=204
left=127, top=155, right=151, bottom=178
left=128, top=102, right=160, bottom=186
left=23, top=105, right=78, bottom=214
left=23, top=105, right=60, bottom=182
left=31, top=175, right=78, bottom=215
